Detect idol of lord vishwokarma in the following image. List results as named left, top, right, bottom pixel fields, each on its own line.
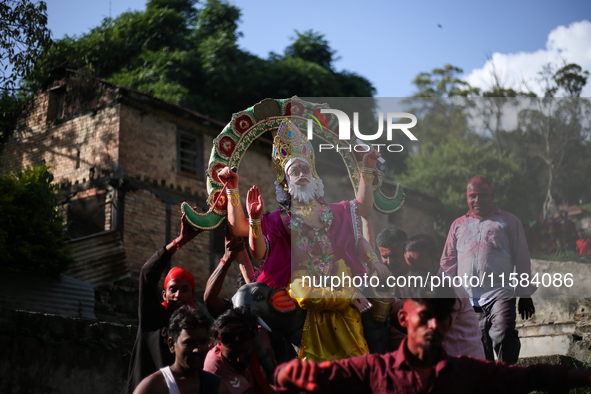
left=219, top=120, right=391, bottom=362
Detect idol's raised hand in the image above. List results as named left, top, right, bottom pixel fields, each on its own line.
left=247, top=185, right=264, bottom=220
left=218, top=166, right=239, bottom=189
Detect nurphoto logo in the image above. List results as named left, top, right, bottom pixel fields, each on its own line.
left=303, top=109, right=418, bottom=153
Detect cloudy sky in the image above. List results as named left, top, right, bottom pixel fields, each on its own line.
left=44, top=0, right=591, bottom=97
left=465, top=20, right=591, bottom=97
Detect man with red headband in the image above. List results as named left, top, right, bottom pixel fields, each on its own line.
left=440, top=175, right=535, bottom=364
left=126, top=213, right=244, bottom=393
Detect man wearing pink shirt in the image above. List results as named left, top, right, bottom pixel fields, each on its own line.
left=440, top=175, right=535, bottom=364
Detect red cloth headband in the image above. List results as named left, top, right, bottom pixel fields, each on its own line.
left=164, top=267, right=195, bottom=291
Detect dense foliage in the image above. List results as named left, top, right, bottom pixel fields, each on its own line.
left=0, top=0, right=52, bottom=144
left=0, top=167, right=75, bottom=279
left=0, top=0, right=51, bottom=92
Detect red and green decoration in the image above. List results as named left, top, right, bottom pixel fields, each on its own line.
left=183, top=97, right=405, bottom=230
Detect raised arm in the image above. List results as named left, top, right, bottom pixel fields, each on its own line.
left=204, top=227, right=246, bottom=318
left=140, top=213, right=202, bottom=318
left=165, top=212, right=202, bottom=254
left=218, top=166, right=249, bottom=237
left=356, top=149, right=381, bottom=218
left=246, top=186, right=267, bottom=260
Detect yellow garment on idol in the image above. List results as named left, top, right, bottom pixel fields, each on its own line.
left=287, top=258, right=369, bottom=362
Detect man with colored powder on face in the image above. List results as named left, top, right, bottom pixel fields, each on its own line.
left=127, top=214, right=244, bottom=393
left=440, top=175, right=535, bottom=364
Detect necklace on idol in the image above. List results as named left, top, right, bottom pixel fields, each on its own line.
left=292, top=198, right=318, bottom=222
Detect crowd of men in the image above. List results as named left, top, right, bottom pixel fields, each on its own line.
left=120, top=169, right=591, bottom=394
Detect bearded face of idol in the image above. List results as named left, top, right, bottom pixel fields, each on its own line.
left=286, top=159, right=318, bottom=205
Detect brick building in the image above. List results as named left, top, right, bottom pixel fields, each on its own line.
left=1, top=68, right=440, bottom=305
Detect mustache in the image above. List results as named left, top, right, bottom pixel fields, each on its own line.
left=294, top=175, right=311, bottom=181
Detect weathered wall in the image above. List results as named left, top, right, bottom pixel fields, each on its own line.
left=119, top=103, right=210, bottom=199
left=122, top=188, right=213, bottom=290
left=0, top=308, right=136, bottom=394
left=0, top=77, right=120, bottom=187
left=518, top=259, right=591, bottom=362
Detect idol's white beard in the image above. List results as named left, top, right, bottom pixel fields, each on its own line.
left=288, top=177, right=324, bottom=205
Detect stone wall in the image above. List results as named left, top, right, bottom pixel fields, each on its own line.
left=518, top=259, right=591, bottom=362
left=0, top=308, right=136, bottom=394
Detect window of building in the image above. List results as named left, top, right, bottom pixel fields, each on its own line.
left=47, top=86, right=66, bottom=122
left=67, top=193, right=106, bottom=239
left=177, top=130, right=203, bottom=178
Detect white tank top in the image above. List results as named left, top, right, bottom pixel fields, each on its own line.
left=160, top=366, right=181, bottom=394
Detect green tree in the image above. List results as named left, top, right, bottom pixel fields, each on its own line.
left=147, top=0, right=198, bottom=20
left=470, top=61, right=591, bottom=223
left=0, top=0, right=52, bottom=145
left=406, top=64, right=480, bottom=155
left=412, top=64, right=480, bottom=98
left=0, top=166, right=75, bottom=279
left=285, top=30, right=337, bottom=70
left=399, top=64, right=539, bottom=234
left=518, top=63, right=591, bottom=217
left=194, top=0, right=241, bottom=42
left=0, top=0, right=52, bottom=92
left=400, top=62, right=591, bottom=242
left=479, top=62, right=536, bottom=154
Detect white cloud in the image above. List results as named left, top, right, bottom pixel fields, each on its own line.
left=465, top=20, right=591, bottom=97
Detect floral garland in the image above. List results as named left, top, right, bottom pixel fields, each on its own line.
left=288, top=198, right=334, bottom=277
